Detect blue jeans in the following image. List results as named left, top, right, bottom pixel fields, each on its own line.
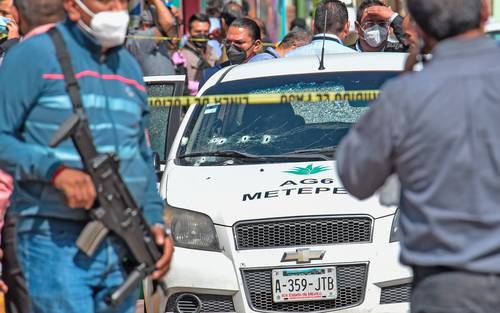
left=16, top=218, right=139, bottom=313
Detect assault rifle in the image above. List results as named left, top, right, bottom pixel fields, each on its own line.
left=47, top=28, right=166, bottom=307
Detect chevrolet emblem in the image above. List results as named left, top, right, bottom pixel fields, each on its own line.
left=281, top=248, right=325, bottom=264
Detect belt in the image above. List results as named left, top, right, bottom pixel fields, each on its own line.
left=412, top=265, right=460, bottom=287
left=412, top=265, right=500, bottom=287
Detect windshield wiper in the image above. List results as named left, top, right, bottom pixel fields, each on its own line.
left=178, top=150, right=265, bottom=160
left=285, top=146, right=337, bottom=159
left=178, top=150, right=330, bottom=161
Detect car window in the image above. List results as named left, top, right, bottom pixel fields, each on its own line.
left=146, top=82, right=175, bottom=162
left=178, top=71, right=399, bottom=166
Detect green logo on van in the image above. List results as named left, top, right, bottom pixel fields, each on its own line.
left=285, top=164, right=331, bottom=175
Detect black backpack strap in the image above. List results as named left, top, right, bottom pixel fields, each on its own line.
left=47, top=27, right=84, bottom=112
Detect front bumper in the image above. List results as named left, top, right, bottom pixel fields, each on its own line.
left=153, top=216, right=412, bottom=313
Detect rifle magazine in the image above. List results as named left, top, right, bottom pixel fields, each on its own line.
left=77, top=220, right=109, bottom=257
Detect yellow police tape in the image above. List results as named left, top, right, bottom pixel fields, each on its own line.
left=148, top=90, right=380, bottom=107
left=126, top=35, right=279, bottom=47
left=127, top=35, right=206, bottom=42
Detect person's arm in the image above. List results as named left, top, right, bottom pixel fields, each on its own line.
left=0, top=46, right=64, bottom=182
left=390, top=14, right=405, bottom=45
left=336, top=90, right=402, bottom=200
left=148, top=0, right=177, bottom=38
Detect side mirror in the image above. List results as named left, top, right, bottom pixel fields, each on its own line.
left=152, top=151, right=163, bottom=181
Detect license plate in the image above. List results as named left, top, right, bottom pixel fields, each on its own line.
left=272, top=267, right=337, bottom=303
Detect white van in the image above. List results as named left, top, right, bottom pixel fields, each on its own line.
left=149, top=53, right=412, bottom=313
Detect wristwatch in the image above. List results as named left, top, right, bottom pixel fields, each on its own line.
left=389, top=13, right=399, bottom=24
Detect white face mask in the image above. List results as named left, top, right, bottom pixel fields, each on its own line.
left=74, top=0, right=129, bottom=48
left=362, top=25, right=388, bottom=48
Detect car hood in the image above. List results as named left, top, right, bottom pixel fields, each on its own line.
left=164, top=161, right=396, bottom=226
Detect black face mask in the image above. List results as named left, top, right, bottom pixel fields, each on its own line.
left=227, top=44, right=248, bottom=64
left=191, top=35, right=209, bottom=49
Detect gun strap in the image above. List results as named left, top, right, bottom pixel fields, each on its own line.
left=47, top=27, right=84, bottom=112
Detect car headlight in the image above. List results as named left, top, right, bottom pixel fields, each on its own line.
left=389, top=208, right=400, bottom=243
left=165, top=204, right=220, bottom=251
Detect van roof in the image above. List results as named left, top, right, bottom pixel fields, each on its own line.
left=200, top=52, right=407, bottom=93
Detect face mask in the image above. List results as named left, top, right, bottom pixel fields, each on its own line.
left=191, top=35, right=209, bottom=49
left=74, top=0, right=129, bottom=48
left=363, top=25, right=388, bottom=48
left=0, top=16, right=11, bottom=37
left=227, top=44, right=248, bottom=64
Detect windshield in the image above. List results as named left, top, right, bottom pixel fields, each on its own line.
left=177, top=71, right=399, bottom=166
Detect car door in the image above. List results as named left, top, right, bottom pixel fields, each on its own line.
left=144, top=75, right=185, bottom=180
left=142, top=75, right=185, bottom=313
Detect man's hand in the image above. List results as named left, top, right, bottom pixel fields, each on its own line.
left=53, top=168, right=96, bottom=209
left=150, top=225, right=174, bottom=280
left=364, top=6, right=396, bottom=21
left=209, top=28, right=222, bottom=42
left=6, top=19, right=19, bottom=40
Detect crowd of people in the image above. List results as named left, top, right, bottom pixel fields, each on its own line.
left=123, top=0, right=419, bottom=93
left=1, top=0, right=499, bottom=312
left=1, top=0, right=421, bottom=92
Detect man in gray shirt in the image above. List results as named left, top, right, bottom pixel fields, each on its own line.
left=337, top=0, right=500, bottom=311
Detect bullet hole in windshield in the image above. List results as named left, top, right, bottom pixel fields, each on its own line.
left=240, top=136, right=250, bottom=143
left=262, top=135, right=272, bottom=144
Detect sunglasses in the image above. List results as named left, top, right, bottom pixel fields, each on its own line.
left=223, top=39, right=256, bottom=49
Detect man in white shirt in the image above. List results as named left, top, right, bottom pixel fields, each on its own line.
left=286, top=0, right=356, bottom=57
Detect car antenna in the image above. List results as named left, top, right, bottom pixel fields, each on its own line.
left=318, top=10, right=328, bottom=70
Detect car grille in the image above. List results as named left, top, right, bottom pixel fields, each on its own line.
left=241, top=264, right=367, bottom=312
left=380, top=283, right=412, bottom=304
left=165, top=293, right=235, bottom=313
left=234, top=216, right=373, bottom=249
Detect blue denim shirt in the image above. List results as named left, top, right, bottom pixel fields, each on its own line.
left=249, top=47, right=281, bottom=62
left=337, top=36, right=500, bottom=273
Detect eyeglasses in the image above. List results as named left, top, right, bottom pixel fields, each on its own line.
left=361, top=21, right=390, bottom=29
left=223, top=39, right=255, bottom=49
